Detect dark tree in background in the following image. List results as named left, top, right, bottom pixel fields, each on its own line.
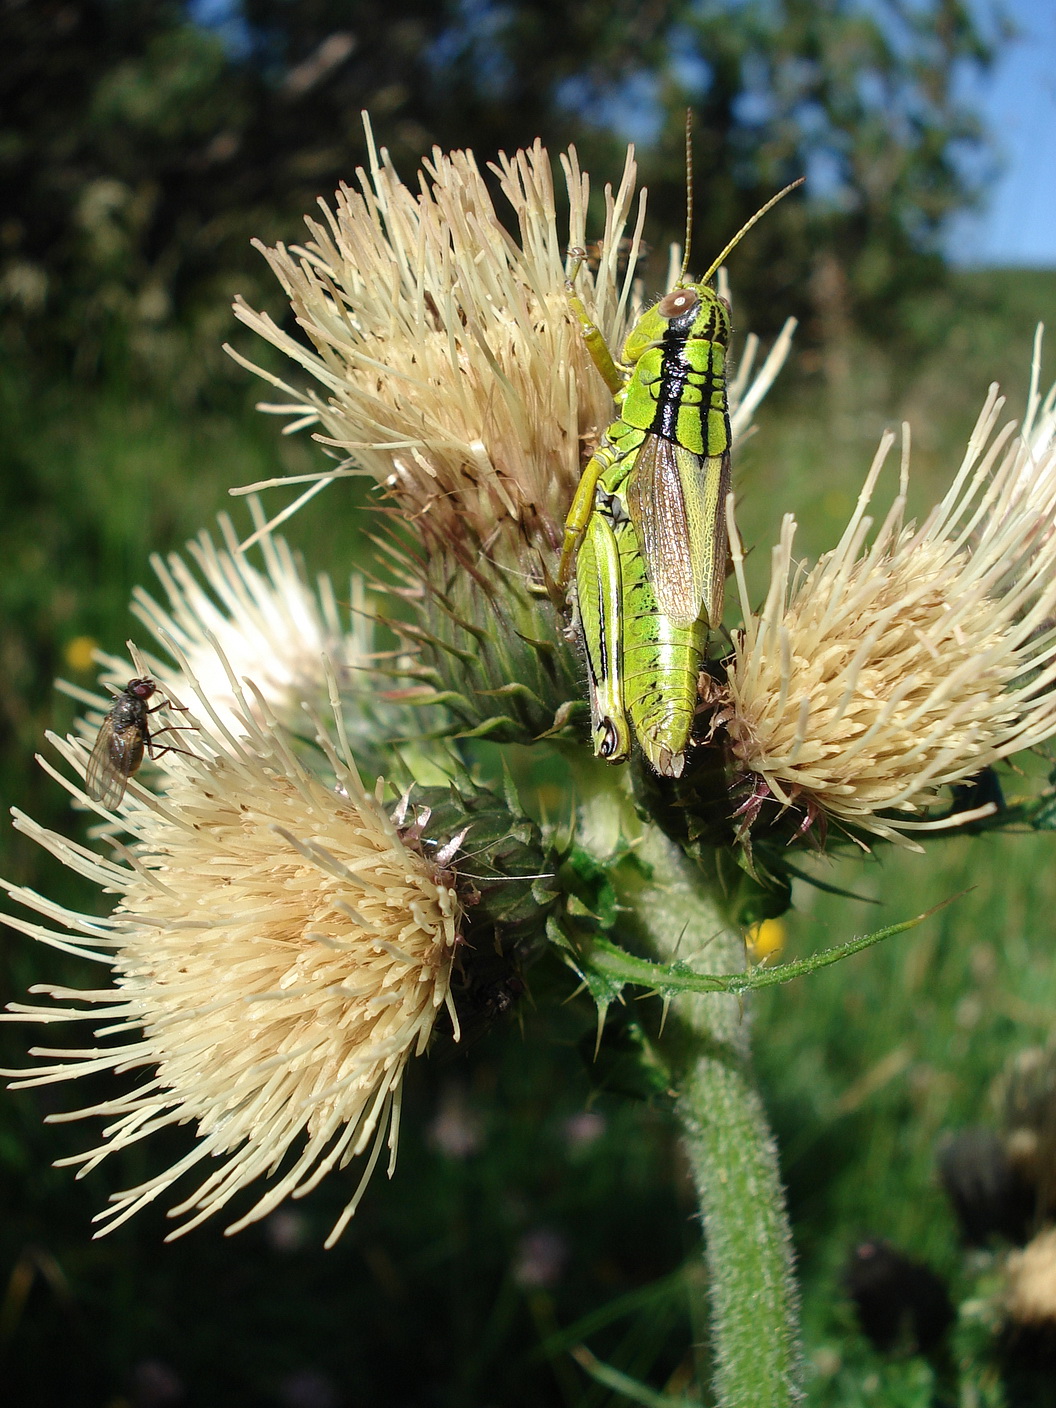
left=1, top=0, right=1002, bottom=390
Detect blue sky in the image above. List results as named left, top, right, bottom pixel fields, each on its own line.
left=948, top=0, right=1056, bottom=267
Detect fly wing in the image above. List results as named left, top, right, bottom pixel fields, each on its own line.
left=85, top=717, right=143, bottom=809
left=627, top=436, right=730, bottom=630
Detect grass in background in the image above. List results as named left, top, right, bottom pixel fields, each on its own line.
left=3, top=269, right=1056, bottom=1405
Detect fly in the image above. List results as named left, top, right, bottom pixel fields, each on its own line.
left=85, top=677, right=192, bottom=808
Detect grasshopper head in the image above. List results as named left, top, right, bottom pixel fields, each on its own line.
left=620, top=176, right=800, bottom=368
left=622, top=282, right=731, bottom=365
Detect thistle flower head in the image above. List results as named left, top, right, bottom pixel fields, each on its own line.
left=720, top=362, right=1056, bottom=844
left=231, top=117, right=793, bottom=572
left=143, top=511, right=364, bottom=715
left=231, top=120, right=642, bottom=563
left=4, top=645, right=462, bottom=1246
left=68, top=507, right=405, bottom=775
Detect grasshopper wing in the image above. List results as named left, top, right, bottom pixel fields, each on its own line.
left=627, top=436, right=730, bottom=631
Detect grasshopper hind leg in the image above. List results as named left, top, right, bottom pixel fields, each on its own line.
left=574, top=497, right=631, bottom=765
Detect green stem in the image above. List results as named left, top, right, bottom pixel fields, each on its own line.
left=617, top=821, right=802, bottom=1407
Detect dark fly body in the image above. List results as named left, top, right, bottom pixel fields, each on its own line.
left=85, top=677, right=191, bottom=808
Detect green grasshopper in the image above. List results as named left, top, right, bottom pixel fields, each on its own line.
left=563, top=178, right=802, bottom=778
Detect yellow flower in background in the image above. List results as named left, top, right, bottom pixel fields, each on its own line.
left=746, top=918, right=787, bottom=964
left=63, top=636, right=99, bottom=673
left=3, top=644, right=461, bottom=1246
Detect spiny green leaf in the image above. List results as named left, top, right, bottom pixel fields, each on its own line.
left=574, top=901, right=955, bottom=1001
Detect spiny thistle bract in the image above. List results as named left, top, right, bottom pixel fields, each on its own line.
left=374, top=529, right=587, bottom=747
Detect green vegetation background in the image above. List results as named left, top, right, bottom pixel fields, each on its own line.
left=4, top=3, right=1056, bottom=1405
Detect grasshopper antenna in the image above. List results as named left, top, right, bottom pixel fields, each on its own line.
left=698, top=175, right=805, bottom=287
left=677, top=109, right=694, bottom=287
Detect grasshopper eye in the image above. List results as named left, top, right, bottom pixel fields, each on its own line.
left=658, top=288, right=700, bottom=320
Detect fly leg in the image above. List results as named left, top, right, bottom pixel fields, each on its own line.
left=145, top=706, right=199, bottom=764
left=144, top=697, right=188, bottom=715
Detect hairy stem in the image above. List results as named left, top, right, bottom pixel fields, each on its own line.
left=619, top=821, right=802, bottom=1407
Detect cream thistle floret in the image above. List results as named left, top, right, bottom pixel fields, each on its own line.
left=2, top=648, right=461, bottom=1246
left=76, top=504, right=382, bottom=741
left=724, top=357, right=1056, bottom=843
left=229, top=117, right=794, bottom=562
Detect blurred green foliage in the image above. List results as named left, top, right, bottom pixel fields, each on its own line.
left=2, top=0, right=1003, bottom=390
left=5, top=3, right=1056, bottom=1405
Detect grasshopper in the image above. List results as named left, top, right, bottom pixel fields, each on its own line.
left=564, top=170, right=802, bottom=777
